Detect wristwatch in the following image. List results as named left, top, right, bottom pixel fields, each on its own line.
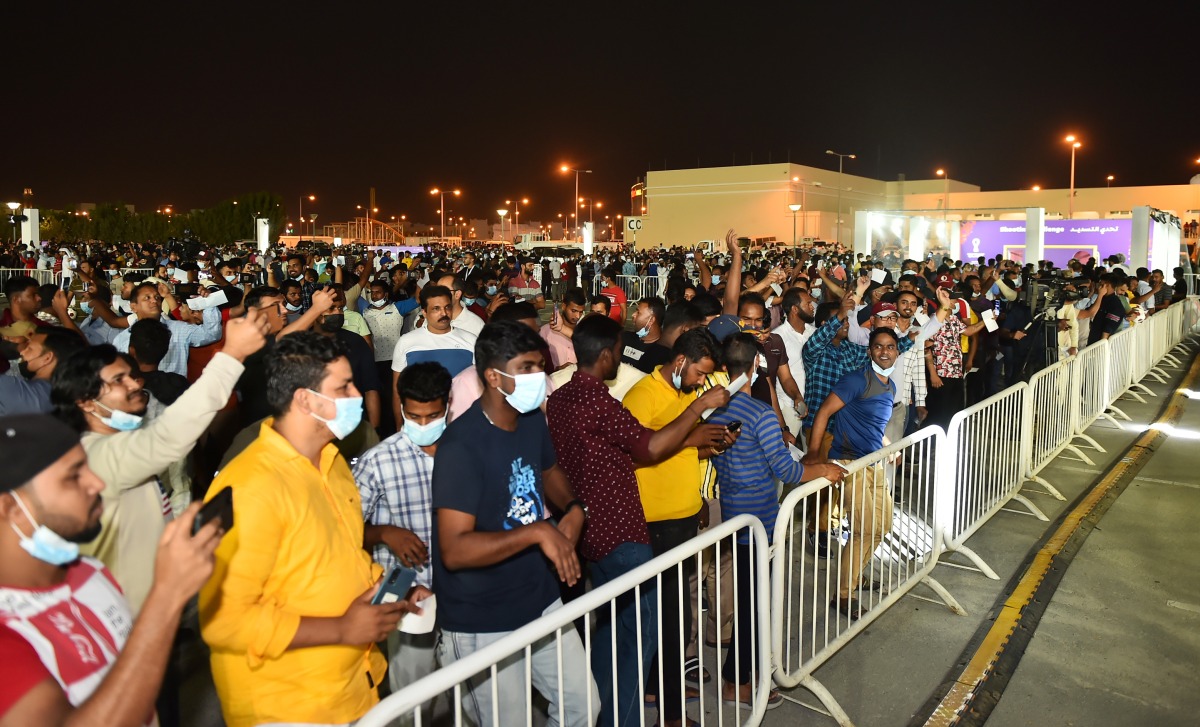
left=565, top=499, right=588, bottom=519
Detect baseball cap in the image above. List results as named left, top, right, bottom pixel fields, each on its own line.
left=0, top=414, right=80, bottom=493
left=0, top=320, right=36, bottom=338
left=871, top=301, right=899, bottom=317
left=935, top=273, right=955, bottom=289
left=707, top=314, right=742, bottom=342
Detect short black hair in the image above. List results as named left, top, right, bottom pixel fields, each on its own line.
left=638, top=296, right=666, bottom=326
left=663, top=301, right=704, bottom=334
left=3, top=275, right=38, bottom=300
left=128, top=319, right=172, bottom=367
left=562, top=287, right=588, bottom=307
left=244, top=285, right=281, bottom=310
left=738, top=292, right=767, bottom=314
left=573, top=313, right=623, bottom=367
left=814, top=301, right=840, bottom=327
left=398, top=362, right=452, bottom=407
left=52, top=344, right=122, bottom=432
left=491, top=301, right=540, bottom=323
left=869, top=327, right=900, bottom=348
left=88, top=285, right=113, bottom=303
left=672, top=327, right=720, bottom=367
left=37, top=327, right=88, bottom=366
left=588, top=294, right=611, bottom=315
left=264, top=332, right=348, bottom=416
left=279, top=279, right=301, bottom=296
left=722, top=332, right=761, bottom=379
left=419, top=284, right=452, bottom=310
left=780, top=288, right=805, bottom=318
left=475, top=320, right=544, bottom=383
left=690, top=292, right=722, bottom=318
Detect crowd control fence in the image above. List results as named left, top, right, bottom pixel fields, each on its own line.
left=358, top=515, right=772, bottom=727
left=770, top=427, right=964, bottom=725
left=357, top=297, right=1196, bottom=727
left=0, top=267, right=57, bottom=287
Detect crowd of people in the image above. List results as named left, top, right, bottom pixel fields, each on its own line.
left=0, top=230, right=1194, bottom=727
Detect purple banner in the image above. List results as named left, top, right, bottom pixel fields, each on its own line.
left=960, top=219, right=1132, bottom=267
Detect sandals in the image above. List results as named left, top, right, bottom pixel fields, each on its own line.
left=829, top=596, right=862, bottom=621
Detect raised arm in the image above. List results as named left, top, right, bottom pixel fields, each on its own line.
left=722, top=229, right=742, bottom=315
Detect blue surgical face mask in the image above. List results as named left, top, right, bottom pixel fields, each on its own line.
left=369, top=297, right=389, bottom=308
left=486, top=285, right=498, bottom=296
left=403, top=414, right=447, bottom=447
left=711, top=275, right=721, bottom=286
left=671, top=361, right=684, bottom=390
left=871, top=362, right=896, bottom=378
left=91, top=401, right=144, bottom=431
left=285, top=302, right=302, bottom=312
left=635, top=325, right=650, bottom=338
left=224, top=274, right=237, bottom=283
left=80, top=300, right=93, bottom=315
left=9, top=491, right=81, bottom=566
left=307, top=389, right=364, bottom=439
left=495, top=370, right=547, bottom=413
left=462, top=297, right=477, bottom=307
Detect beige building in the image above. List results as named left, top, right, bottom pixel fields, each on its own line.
left=630, top=163, right=1200, bottom=256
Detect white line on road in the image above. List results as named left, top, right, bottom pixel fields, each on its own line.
left=1167, top=600, right=1200, bottom=614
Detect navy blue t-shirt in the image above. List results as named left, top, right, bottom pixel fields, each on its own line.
left=827, top=365, right=896, bottom=460
left=432, top=400, right=560, bottom=633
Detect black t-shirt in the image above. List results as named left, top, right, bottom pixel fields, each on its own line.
left=1088, top=294, right=1127, bottom=345
left=750, top=332, right=789, bottom=406
left=141, top=370, right=190, bottom=406
left=236, top=337, right=275, bottom=427
left=620, top=331, right=673, bottom=374
left=334, top=329, right=381, bottom=393
left=431, top=402, right=561, bottom=633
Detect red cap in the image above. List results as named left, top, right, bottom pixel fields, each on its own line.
left=871, top=301, right=899, bottom=316
left=935, top=273, right=955, bottom=289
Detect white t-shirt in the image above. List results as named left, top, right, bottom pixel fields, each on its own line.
left=773, top=320, right=815, bottom=401
left=391, top=326, right=476, bottom=378
left=451, top=307, right=485, bottom=338
left=363, top=302, right=409, bottom=363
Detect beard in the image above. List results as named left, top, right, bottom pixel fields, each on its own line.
left=67, top=522, right=104, bottom=545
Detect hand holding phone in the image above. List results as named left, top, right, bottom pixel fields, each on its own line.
left=193, top=487, right=234, bottom=536
left=371, top=565, right=419, bottom=605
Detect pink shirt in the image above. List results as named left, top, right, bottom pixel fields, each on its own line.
left=539, top=324, right=576, bottom=370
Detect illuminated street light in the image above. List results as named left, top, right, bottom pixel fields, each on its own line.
left=1106, top=174, right=1115, bottom=187
left=825, top=149, right=856, bottom=246
left=506, top=197, right=530, bottom=238
left=1065, top=135, right=1081, bottom=219
left=788, top=203, right=802, bottom=250
left=299, top=194, right=316, bottom=238
left=560, top=165, right=592, bottom=238
left=497, top=208, right=508, bottom=242
left=1032, top=185, right=1041, bottom=192
left=431, top=187, right=462, bottom=240
left=936, top=168, right=950, bottom=222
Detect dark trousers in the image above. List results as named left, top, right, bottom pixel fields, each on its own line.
left=722, top=542, right=758, bottom=686
left=376, top=360, right=397, bottom=437
left=926, top=376, right=964, bottom=432
left=645, top=510, right=699, bottom=721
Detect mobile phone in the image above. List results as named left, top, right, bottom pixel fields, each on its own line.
left=726, top=420, right=742, bottom=433
left=194, top=487, right=233, bottom=535
left=240, top=273, right=255, bottom=284
left=372, top=565, right=419, bottom=606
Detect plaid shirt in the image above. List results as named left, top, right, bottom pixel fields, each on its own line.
left=300, top=281, right=321, bottom=311
left=352, top=431, right=435, bottom=587
left=801, top=314, right=920, bottom=429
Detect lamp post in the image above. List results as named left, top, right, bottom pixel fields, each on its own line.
left=936, top=168, right=950, bottom=223
left=431, top=187, right=461, bottom=240
left=616, top=214, right=623, bottom=242
left=497, top=209, right=508, bottom=242
left=6, top=202, right=19, bottom=246
left=579, top=197, right=602, bottom=224
left=825, top=149, right=856, bottom=246
left=1106, top=174, right=1114, bottom=188
left=788, top=203, right=802, bottom=252
left=1065, top=135, right=1081, bottom=219
left=560, top=165, right=592, bottom=238
left=507, top=197, right=529, bottom=240
left=299, top=194, right=315, bottom=239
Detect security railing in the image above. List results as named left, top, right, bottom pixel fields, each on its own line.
left=1024, top=356, right=1081, bottom=499
left=0, top=267, right=57, bottom=287
left=357, top=515, right=772, bottom=727
left=771, top=427, right=964, bottom=725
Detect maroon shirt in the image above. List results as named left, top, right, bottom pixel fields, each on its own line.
left=546, top=370, right=654, bottom=561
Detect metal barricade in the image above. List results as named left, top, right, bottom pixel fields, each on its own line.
left=1022, top=358, right=1077, bottom=500
left=938, top=383, right=1039, bottom=580
left=771, top=427, right=964, bottom=725
left=1105, top=327, right=1138, bottom=419
left=1070, top=340, right=1115, bottom=451
left=358, top=515, right=772, bottom=727
left=0, top=267, right=56, bottom=287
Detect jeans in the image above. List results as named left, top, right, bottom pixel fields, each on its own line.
left=437, top=599, right=599, bottom=727
left=645, top=510, right=699, bottom=722
left=589, top=542, right=657, bottom=727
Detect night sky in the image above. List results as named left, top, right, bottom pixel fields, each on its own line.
left=9, top=4, right=1197, bottom=229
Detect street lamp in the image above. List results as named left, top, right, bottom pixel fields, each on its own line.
left=299, top=194, right=315, bottom=238
left=578, top=197, right=602, bottom=224
left=6, top=202, right=19, bottom=246
left=825, top=149, right=856, bottom=246
left=1064, top=135, right=1081, bottom=219
left=506, top=197, right=529, bottom=239
left=560, top=165, right=592, bottom=238
left=616, top=214, right=623, bottom=242
left=1032, top=185, right=1041, bottom=191
left=1106, top=174, right=1115, bottom=187
left=431, top=187, right=461, bottom=240
left=497, top=209, right=509, bottom=242
left=788, top=203, right=802, bottom=251
left=936, top=168, right=950, bottom=222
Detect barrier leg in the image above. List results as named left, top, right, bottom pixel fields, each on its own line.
left=1159, top=353, right=1182, bottom=368
left=1146, top=368, right=1170, bottom=384
left=916, top=575, right=968, bottom=616
left=795, top=674, right=855, bottom=727
left=938, top=539, right=1000, bottom=580
left=1069, top=432, right=1106, bottom=454
left=1061, top=443, right=1095, bottom=467
left=1008, top=493, right=1050, bottom=521
left=1103, top=405, right=1131, bottom=423
left=1023, top=475, right=1067, bottom=501
left=1128, top=382, right=1156, bottom=398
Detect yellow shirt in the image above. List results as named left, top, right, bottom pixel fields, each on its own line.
left=199, top=420, right=386, bottom=727
left=623, top=365, right=703, bottom=522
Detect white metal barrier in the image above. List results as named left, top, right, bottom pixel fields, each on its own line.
left=0, top=267, right=56, bottom=287
left=1022, top=358, right=1078, bottom=500
left=1104, top=327, right=1138, bottom=419
left=771, top=427, right=964, bottom=725
left=1069, top=339, right=1115, bottom=451
left=938, top=383, right=1040, bottom=580
left=358, top=515, right=773, bottom=727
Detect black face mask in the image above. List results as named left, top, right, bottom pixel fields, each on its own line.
left=320, top=314, right=344, bottom=333
left=17, top=359, right=37, bottom=380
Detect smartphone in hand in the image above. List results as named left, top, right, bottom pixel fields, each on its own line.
left=194, top=487, right=233, bottom=536
left=372, top=565, right=419, bottom=605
